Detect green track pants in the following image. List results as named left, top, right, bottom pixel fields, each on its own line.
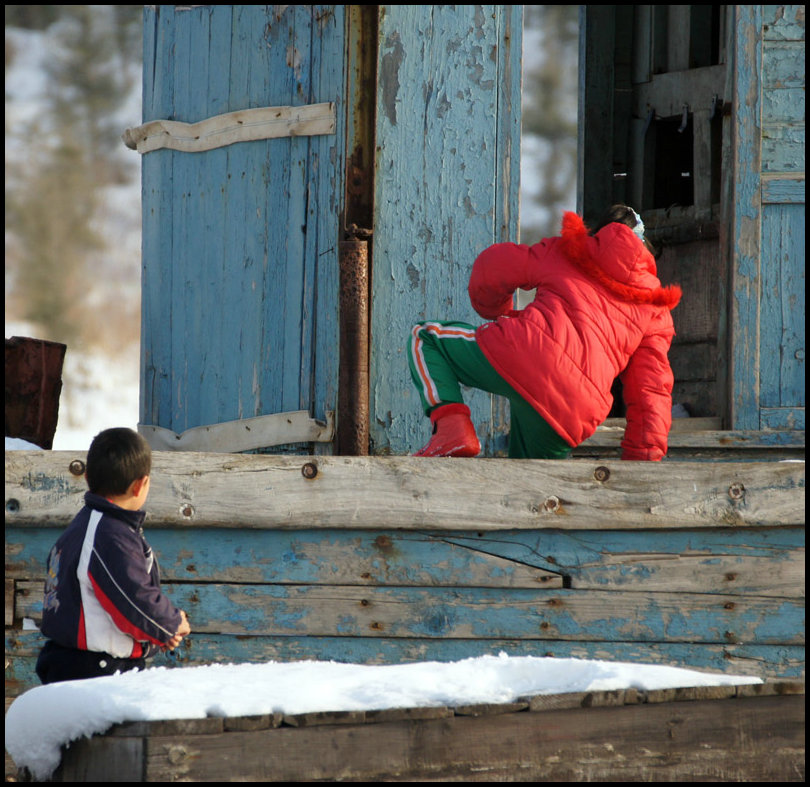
left=407, top=320, right=571, bottom=459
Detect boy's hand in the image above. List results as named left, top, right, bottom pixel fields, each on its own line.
left=166, top=609, right=191, bottom=650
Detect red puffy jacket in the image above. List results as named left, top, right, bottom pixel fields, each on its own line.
left=470, top=212, right=681, bottom=460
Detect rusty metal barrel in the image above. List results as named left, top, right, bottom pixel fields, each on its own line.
left=5, top=336, right=66, bottom=449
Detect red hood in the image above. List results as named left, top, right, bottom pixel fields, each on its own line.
left=558, top=212, right=682, bottom=310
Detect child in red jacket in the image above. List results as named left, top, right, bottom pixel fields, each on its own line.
left=408, top=205, right=681, bottom=460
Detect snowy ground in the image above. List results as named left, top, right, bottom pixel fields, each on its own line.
left=5, top=652, right=761, bottom=781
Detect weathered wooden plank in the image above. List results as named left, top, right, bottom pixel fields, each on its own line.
left=9, top=524, right=804, bottom=595
left=12, top=541, right=803, bottom=600
left=20, top=582, right=799, bottom=647
left=763, top=40, right=805, bottom=90
left=102, top=694, right=802, bottom=782
left=761, top=174, right=805, bottom=203
left=52, top=735, right=144, bottom=783
left=762, top=128, right=805, bottom=173
left=729, top=5, right=764, bottom=432
left=4, top=701, right=15, bottom=782
left=5, top=578, right=15, bottom=628
left=762, top=85, right=805, bottom=125
left=154, top=530, right=561, bottom=587
left=5, top=452, right=805, bottom=530
left=762, top=4, right=806, bottom=40
left=761, top=407, right=806, bottom=431
left=164, top=585, right=808, bottom=645
left=13, top=581, right=41, bottom=622
left=632, top=64, right=726, bottom=118
left=139, top=8, right=175, bottom=431
left=154, top=529, right=561, bottom=587
left=567, top=551, right=805, bottom=595
left=445, top=527, right=806, bottom=593
left=5, top=527, right=560, bottom=587
left=581, top=426, right=805, bottom=450
left=123, top=102, right=337, bottom=154
left=283, top=709, right=366, bottom=728
left=760, top=202, right=805, bottom=412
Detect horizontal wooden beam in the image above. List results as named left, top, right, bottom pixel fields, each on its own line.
left=7, top=526, right=803, bottom=597
left=5, top=452, right=805, bottom=530
left=13, top=580, right=805, bottom=645
left=584, top=429, right=806, bottom=450
left=51, top=688, right=805, bottom=783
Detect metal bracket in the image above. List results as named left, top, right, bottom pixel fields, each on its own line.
left=677, top=104, right=689, bottom=133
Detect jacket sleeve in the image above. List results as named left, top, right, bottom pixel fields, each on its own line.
left=88, top=523, right=182, bottom=650
left=468, top=242, right=533, bottom=320
left=619, top=313, right=675, bottom=461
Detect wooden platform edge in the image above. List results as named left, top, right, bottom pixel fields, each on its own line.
left=35, top=681, right=804, bottom=783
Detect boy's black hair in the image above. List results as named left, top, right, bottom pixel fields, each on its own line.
left=85, top=428, right=152, bottom=497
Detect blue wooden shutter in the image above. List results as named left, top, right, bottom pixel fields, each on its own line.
left=139, top=5, right=345, bottom=448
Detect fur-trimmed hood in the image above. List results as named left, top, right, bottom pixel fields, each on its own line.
left=558, top=212, right=682, bottom=310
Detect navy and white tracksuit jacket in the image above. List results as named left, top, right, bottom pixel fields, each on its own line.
left=40, top=492, right=182, bottom=659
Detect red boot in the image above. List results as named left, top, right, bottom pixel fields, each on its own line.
left=414, top=403, right=480, bottom=457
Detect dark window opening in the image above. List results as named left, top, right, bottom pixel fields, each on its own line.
left=650, top=114, right=694, bottom=209
left=651, top=5, right=725, bottom=74
left=690, top=5, right=723, bottom=68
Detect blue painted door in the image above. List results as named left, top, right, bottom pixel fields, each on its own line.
left=139, top=5, right=345, bottom=439
left=371, top=5, right=523, bottom=455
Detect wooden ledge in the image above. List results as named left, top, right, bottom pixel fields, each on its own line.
left=5, top=451, right=805, bottom=530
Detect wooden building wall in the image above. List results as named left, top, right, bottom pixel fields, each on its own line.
left=4, top=6, right=805, bottom=756
left=44, top=682, right=808, bottom=782
left=5, top=450, right=804, bottom=700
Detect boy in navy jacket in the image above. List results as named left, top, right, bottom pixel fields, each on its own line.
left=36, top=428, right=191, bottom=683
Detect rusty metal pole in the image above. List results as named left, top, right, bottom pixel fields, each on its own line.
left=337, top=6, right=378, bottom=456
left=337, top=233, right=370, bottom=455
